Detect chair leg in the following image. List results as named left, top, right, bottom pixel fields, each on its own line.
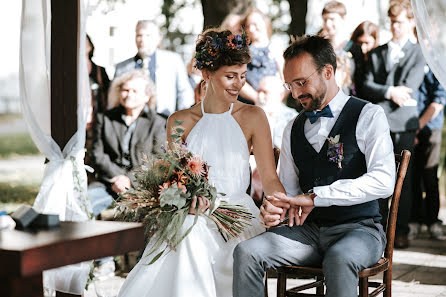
left=359, top=277, right=369, bottom=297
left=264, top=271, right=269, bottom=297
left=316, top=276, right=324, bottom=295
left=384, top=270, right=392, bottom=297
left=277, top=272, right=287, bottom=297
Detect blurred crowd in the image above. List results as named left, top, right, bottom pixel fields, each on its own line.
left=84, top=0, right=445, bottom=270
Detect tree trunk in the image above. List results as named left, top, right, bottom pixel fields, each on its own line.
left=287, top=0, right=307, bottom=37
left=201, top=0, right=252, bottom=29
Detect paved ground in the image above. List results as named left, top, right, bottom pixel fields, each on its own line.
left=0, top=155, right=45, bottom=184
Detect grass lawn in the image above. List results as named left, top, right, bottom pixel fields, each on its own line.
left=0, top=114, right=41, bottom=208
left=0, top=182, right=39, bottom=205
left=0, top=133, right=39, bottom=159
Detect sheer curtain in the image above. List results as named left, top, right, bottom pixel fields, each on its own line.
left=20, top=0, right=92, bottom=294
left=412, top=0, right=446, bottom=88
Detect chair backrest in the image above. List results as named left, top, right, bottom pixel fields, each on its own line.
left=273, top=147, right=280, bottom=168
left=384, top=150, right=411, bottom=262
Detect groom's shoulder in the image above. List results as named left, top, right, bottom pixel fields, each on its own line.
left=351, top=96, right=384, bottom=114
left=284, top=111, right=304, bottom=130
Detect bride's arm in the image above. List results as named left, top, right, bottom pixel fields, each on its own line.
left=249, top=107, right=285, bottom=196
left=166, top=109, right=192, bottom=145
left=248, top=107, right=289, bottom=226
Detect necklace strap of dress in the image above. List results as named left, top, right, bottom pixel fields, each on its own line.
left=228, top=103, right=234, bottom=113
left=201, top=100, right=206, bottom=115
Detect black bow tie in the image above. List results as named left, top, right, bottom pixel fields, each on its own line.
left=305, top=105, right=334, bottom=124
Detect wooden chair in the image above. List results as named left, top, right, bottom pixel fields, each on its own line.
left=273, top=150, right=411, bottom=297
left=273, top=147, right=280, bottom=168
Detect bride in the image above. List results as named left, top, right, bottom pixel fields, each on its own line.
left=117, top=28, right=285, bottom=297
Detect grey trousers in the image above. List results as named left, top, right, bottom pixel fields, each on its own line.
left=233, top=219, right=386, bottom=297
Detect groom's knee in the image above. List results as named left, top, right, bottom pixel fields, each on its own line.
left=234, top=236, right=269, bottom=269
left=233, top=239, right=261, bottom=268
left=233, top=241, right=250, bottom=265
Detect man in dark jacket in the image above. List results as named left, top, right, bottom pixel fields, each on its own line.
left=410, top=68, right=446, bottom=240
left=89, top=70, right=166, bottom=216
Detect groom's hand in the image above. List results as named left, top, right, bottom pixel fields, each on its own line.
left=274, top=193, right=315, bottom=226
left=260, top=196, right=289, bottom=227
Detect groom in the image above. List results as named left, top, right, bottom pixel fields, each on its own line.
left=233, top=35, right=396, bottom=297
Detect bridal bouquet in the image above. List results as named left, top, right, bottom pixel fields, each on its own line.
left=115, top=121, right=253, bottom=264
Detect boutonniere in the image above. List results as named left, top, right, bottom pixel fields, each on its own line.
left=327, top=134, right=343, bottom=168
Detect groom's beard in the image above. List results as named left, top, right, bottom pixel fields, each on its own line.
left=299, top=83, right=327, bottom=112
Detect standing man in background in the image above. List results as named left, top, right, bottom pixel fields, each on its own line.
left=362, top=0, right=425, bottom=249
left=410, top=67, right=446, bottom=241
left=115, top=20, right=194, bottom=117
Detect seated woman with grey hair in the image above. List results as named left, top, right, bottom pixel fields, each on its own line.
left=88, top=70, right=166, bottom=216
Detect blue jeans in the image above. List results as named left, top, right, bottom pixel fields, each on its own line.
left=233, top=219, right=385, bottom=297
left=88, top=186, right=114, bottom=216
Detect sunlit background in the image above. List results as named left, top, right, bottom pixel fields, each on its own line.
left=0, top=0, right=391, bottom=113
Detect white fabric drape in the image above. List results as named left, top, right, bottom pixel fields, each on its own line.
left=20, top=0, right=92, bottom=294
left=412, top=0, right=446, bottom=88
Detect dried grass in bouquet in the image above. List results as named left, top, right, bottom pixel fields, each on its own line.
left=115, top=120, right=253, bottom=264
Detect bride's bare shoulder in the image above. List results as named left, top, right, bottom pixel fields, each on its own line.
left=234, top=102, right=267, bottom=121
left=168, top=104, right=202, bottom=126
left=167, top=104, right=203, bottom=140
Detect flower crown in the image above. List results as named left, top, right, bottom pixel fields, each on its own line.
left=194, top=33, right=251, bottom=70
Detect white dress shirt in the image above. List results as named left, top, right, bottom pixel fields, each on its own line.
left=384, top=37, right=419, bottom=107
left=388, top=38, right=408, bottom=69
left=279, top=89, right=395, bottom=207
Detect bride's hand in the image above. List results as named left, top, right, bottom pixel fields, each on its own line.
left=274, top=192, right=315, bottom=226
left=189, top=196, right=210, bottom=215
left=260, top=196, right=289, bottom=227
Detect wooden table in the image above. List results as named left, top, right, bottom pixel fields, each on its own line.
left=0, top=220, right=145, bottom=297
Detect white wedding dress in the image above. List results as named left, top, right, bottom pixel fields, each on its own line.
left=118, top=101, right=265, bottom=297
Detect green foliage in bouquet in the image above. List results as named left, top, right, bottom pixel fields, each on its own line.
left=116, top=120, right=253, bottom=264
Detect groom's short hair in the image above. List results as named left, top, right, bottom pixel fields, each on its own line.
left=283, top=35, right=337, bottom=73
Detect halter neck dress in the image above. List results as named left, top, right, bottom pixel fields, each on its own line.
left=118, top=100, right=264, bottom=297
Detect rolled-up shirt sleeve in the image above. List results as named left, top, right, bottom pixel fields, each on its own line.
left=278, top=119, right=303, bottom=197
left=313, top=104, right=395, bottom=207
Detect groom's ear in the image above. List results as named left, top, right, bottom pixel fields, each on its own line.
left=323, top=64, right=334, bottom=80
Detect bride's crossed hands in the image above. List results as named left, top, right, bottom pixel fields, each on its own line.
left=260, top=195, right=290, bottom=227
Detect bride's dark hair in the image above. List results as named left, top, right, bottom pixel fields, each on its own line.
left=194, top=28, right=251, bottom=72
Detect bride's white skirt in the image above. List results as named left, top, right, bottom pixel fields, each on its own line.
left=118, top=193, right=264, bottom=297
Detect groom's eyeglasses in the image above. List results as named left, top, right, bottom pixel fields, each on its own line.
left=283, top=67, right=323, bottom=91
